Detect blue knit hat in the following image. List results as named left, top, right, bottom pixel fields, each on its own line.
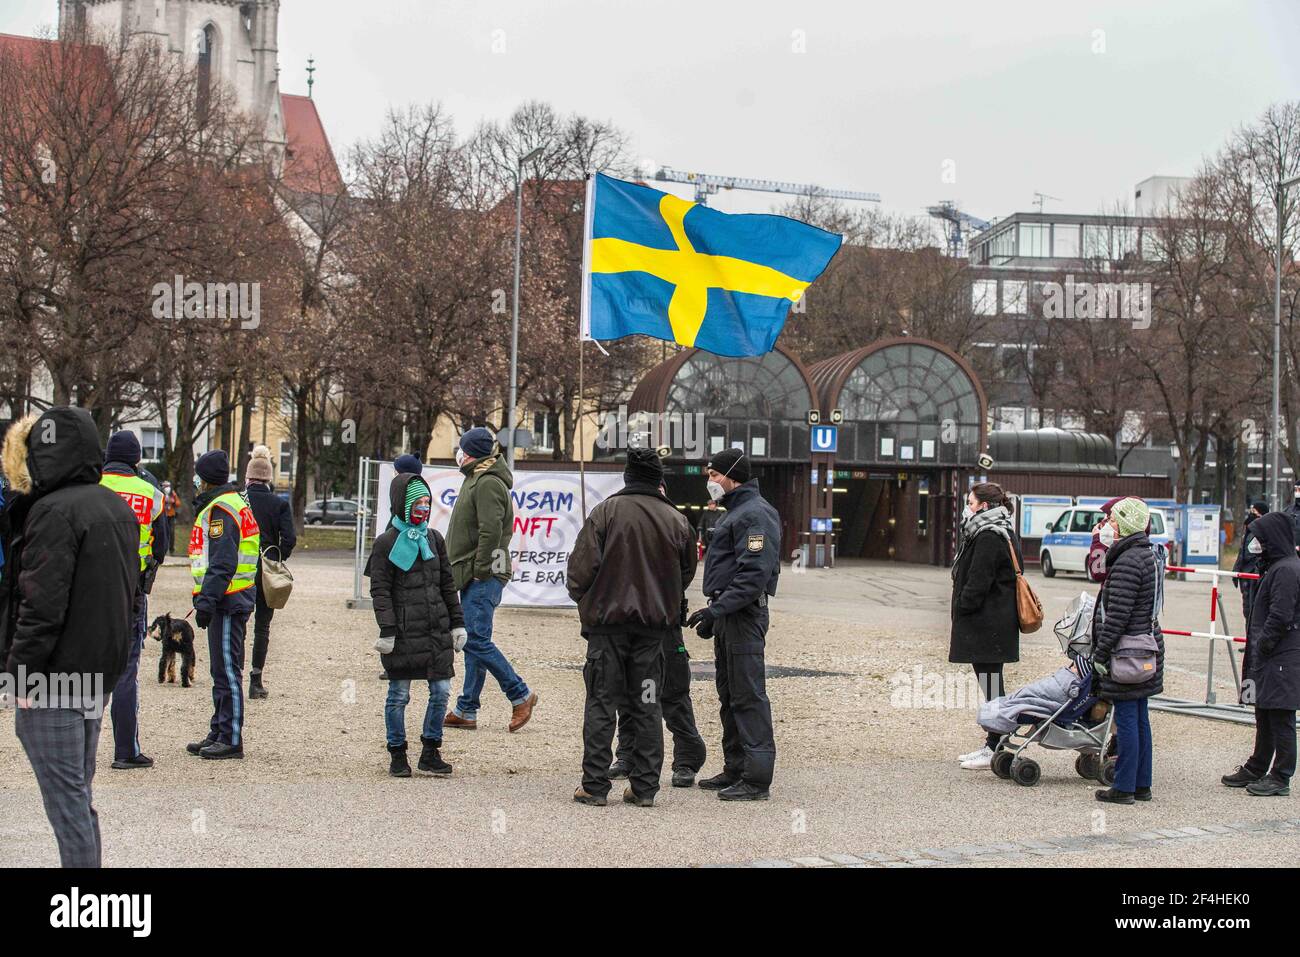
left=195, top=450, right=230, bottom=486
left=394, top=453, right=423, bottom=475
left=105, top=431, right=141, bottom=466
left=459, top=427, right=495, bottom=460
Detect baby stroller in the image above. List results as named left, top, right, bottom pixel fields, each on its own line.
left=985, top=593, right=1118, bottom=787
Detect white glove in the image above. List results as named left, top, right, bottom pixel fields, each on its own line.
left=451, top=627, right=468, bottom=653
left=374, top=634, right=396, bottom=655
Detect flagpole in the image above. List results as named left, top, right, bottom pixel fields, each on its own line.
left=578, top=337, right=588, bottom=519
left=578, top=173, right=595, bottom=520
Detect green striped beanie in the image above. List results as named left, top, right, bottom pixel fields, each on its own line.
left=404, top=477, right=431, bottom=520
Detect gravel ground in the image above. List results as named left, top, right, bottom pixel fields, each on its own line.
left=0, top=553, right=1289, bottom=868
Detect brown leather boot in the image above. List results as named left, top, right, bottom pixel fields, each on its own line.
left=508, top=692, right=539, bottom=733
left=573, top=786, right=607, bottom=806
left=443, top=712, right=477, bottom=731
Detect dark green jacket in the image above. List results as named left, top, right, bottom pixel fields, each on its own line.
left=445, top=455, right=514, bottom=591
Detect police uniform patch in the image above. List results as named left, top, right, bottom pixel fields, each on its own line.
left=747, top=533, right=765, bottom=552
left=208, top=518, right=224, bottom=539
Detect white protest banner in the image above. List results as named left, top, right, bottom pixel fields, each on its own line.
left=373, top=464, right=623, bottom=607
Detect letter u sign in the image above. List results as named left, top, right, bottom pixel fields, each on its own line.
left=811, top=426, right=838, bottom=453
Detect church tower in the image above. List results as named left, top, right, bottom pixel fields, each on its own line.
left=57, top=1, right=286, bottom=159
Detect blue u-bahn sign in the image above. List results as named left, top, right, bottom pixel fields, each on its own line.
left=811, top=425, right=838, bottom=453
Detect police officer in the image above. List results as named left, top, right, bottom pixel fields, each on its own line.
left=685, top=449, right=780, bottom=801
left=186, top=450, right=260, bottom=760
left=100, top=432, right=167, bottom=770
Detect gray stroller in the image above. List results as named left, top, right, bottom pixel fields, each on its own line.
left=983, top=593, right=1118, bottom=787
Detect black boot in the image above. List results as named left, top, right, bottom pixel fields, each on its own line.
left=388, top=744, right=412, bottom=778
left=417, top=739, right=452, bottom=776
left=698, top=771, right=740, bottom=791
left=608, top=760, right=631, bottom=780
left=248, top=672, right=268, bottom=700
left=1222, top=765, right=1263, bottom=788
left=1095, top=787, right=1135, bottom=804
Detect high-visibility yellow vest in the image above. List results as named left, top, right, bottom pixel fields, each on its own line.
left=190, top=491, right=260, bottom=596
left=100, top=471, right=165, bottom=571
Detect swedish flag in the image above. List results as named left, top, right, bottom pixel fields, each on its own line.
left=580, top=173, right=842, bottom=357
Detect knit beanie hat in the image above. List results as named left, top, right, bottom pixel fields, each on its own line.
left=624, top=447, right=665, bottom=487
left=459, top=427, right=496, bottom=460
left=404, top=477, right=431, bottom=521
left=105, top=431, right=141, bottom=466
left=394, top=453, right=423, bottom=475
left=246, top=445, right=275, bottom=482
left=706, top=448, right=750, bottom=484
left=196, top=450, right=230, bottom=486
left=1112, top=497, right=1150, bottom=538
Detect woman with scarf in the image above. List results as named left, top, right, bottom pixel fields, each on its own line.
left=950, top=482, right=1022, bottom=770
left=365, top=473, right=467, bottom=778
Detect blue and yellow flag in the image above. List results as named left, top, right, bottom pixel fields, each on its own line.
left=580, top=173, right=842, bottom=357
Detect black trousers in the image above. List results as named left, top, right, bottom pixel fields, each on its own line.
left=252, top=573, right=273, bottom=675
left=615, top=632, right=707, bottom=773
left=972, top=663, right=1005, bottom=749
left=1247, top=707, right=1298, bottom=781
left=714, top=603, right=775, bottom=787
left=581, top=631, right=665, bottom=800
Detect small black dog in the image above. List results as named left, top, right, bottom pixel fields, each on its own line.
left=148, top=614, right=197, bottom=687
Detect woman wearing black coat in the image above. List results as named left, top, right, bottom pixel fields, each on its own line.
left=1222, top=510, right=1300, bottom=797
left=365, top=473, right=466, bottom=778
left=950, top=482, right=1021, bottom=770
left=1092, top=498, right=1164, bottom=805
left=1231, top=502, right=1268, bottom=631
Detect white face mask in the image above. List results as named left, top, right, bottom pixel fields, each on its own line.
left=1099, top=524, right=1117, bottom=548
left=1248, top=538, right=1263, bottom=555
left=707, top=481, right=725, bottom=503
left=455, top=448, right=467, bottom=468
left=961, top=505, right=975, bottom=521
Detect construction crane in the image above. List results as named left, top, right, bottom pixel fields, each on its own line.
left=1033, top=192, right=1062, bottom=213
left=651, top=167, right=880, bottom=206
left=927, top=201, right=992, bottom=258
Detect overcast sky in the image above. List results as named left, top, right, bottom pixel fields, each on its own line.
left=4, top=0, right=1297, bottom=222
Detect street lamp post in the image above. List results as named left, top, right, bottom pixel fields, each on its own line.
left=1271, top=173, right=1300, bottom=509
left=507, top=145, right=547, bottom=470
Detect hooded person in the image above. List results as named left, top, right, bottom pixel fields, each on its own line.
left=243, top=445, right=296, bottom=700
left=365, top=472, right=466, bottom=777
left=442, top=427, right=538, bottom=733
left=1222, top=509, right=1300, bottom=796
left=186, top=449, right=260, bottom=761
left=567, top=447, right=701, bottom=806
left=0, top=408, right=139, bottom=867
left=1092, top=497, right=1165, bottom=805
left=1232, top=501, right=1270, bottom=629
left=99, top=431, right=167, bottom=771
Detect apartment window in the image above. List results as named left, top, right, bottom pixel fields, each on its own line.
left=1140, top=227, right=1166, bottom=262
left=1001, top=280, right=1027, bottom=315
left=279, top=441, right=293, bottom=475
left=1083, top=224, right=1110, bottom=259
left=1052, top=223, right=1080, bottom=258
left=1112, top=226, right=1139, bottom=260
left=141, top=428, right=165, bottom=461
left=971, top=280, right=998, bottom=316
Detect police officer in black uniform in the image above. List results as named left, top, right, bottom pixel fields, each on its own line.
left=685, top=449, right=780, bottom=801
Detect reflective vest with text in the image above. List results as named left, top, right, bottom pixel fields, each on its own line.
left=190, top=491, right=260, bottom=596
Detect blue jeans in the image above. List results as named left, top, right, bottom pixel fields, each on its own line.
left=385, top=679, right=451, bottom=748
left=1113, top=697, right=1153, bottom=793
left=453, top=578, right=530, bottom=720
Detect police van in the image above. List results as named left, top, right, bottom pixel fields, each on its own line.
left=1039, top=505, right=1172, bottom=578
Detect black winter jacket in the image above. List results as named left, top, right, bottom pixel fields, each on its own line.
left=1242, top=511, right=1300, bottom=710
left=567, top=483, right=698, bottom=635
left=1092, top=533, right=1165, bottom=701
left=949, top=528, right=1021, bottom=665
left=191, top=483, right=257, bottom=618
left=366, top=473, right=464, bottom=681
left=246, top=481, right=296, bottom=562
left=0, top=409, right=139, bottom=697
left=701, top=480, right=781, bottom=617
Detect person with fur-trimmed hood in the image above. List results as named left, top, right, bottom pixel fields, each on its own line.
left=0, top=408, right=139, bottom=867
left=365, top=472, right=466, bottom=778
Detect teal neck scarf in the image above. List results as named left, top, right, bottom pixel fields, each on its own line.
left=389, top=516, right=434, bottom=571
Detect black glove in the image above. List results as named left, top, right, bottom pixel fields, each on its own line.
left=195, top=610, right=211, bottom=629
left=686, top=606, right=715, bottom=639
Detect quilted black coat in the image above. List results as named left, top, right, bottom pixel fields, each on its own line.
left=1242, top=511, right=1300, bottom=710
left=365, top=473, right=464, bottom=682
left=1092, top=533, right=1164, bottom=701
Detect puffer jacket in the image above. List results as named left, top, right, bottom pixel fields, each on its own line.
left=366, top=473, right=464, bottom=681
left=0, top=409, right=139, bottom=696
left=1242, top=511, right=1300, bottom=710
left=567, top=482, right=698, bottom=635
left=1092, top=532, right=1164, bottom=701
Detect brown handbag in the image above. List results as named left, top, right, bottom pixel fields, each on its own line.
left=1006, top=538, right=1044, bottom=633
